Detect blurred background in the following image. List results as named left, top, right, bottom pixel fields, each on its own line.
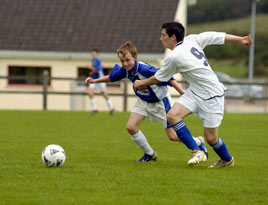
left=0, top=0, right=267, bottom=113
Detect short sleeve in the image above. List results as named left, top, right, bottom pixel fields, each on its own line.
left=109, top=64, right=127, bottom=82
left=155, top=56, right=178, bottom=82
left=94, top=58, right=102, bottom=71
left=186, top=32, right=226, bottom=49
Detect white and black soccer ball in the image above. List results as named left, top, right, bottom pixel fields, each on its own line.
left=42, top=144, right=66, bottom=167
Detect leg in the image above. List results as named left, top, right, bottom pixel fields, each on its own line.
left=167, top=102, right=207, bottom=165
left=204, top=127, right=218, bottom=145
left=167, top=102, right=199, bottom=150
left=101, top=91, right=115, bottom=115
left=86, top=87, right=93, bottom=98
left=100, top=91, right=109, bottom=100
left=204, top=127, right=234, bottom=167
left=126, top=112, right=144, bottom=135
left=86, top=87, right=98, bottom=114
left=165, top=128, right=181, bottom=142
left=166, top=102, right=191, bottom=124
left=127, top=113, right=156, bottom=161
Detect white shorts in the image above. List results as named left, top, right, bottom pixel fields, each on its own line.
left=131, top=95, right=172, bottom=128
left=177, top=89, right=224, bottom=128
left=89, top=83, right=106, bottom=92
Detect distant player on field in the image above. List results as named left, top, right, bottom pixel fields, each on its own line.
left=86, top=49, right=115, bottom=115
left=134, top=22, right=252, bottom=167
left=85, top=41, right=208, bottom=162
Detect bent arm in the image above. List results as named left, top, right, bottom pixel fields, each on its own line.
left=133, top=76, right=160, bottom=88
left=225, top=34, right=252, bottom=45
left=170, top=80, right=185, bottom=95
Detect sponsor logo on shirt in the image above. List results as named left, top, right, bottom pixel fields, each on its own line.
left=136, top=87, right=150, bottom=96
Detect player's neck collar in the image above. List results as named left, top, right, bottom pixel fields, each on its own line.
left=127, top=61, right=139, bottom=79
left=174, top=41, right=183, bottom=48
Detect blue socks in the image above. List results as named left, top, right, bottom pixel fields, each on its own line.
left=212, top=137, right=232, bottom=162
left=172, top=120, right=200, bottom=151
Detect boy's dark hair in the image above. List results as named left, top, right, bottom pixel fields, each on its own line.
left=162, top=22, right=185, bottom=42
left=91, top=48, right=99, bottom=53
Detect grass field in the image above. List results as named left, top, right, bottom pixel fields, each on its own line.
left=1, top=110, right=268, bottom=204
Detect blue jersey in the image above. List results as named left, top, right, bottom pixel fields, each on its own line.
left=109, top=61, right=173, bottom=103
left=91, top=57, right=104, bottom=79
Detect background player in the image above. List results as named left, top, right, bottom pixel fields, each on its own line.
left=134, top=22, right=252, bottom=167
left=86, top=49, right=114, bottom=115
left=85, top=41, right=208, bottom=162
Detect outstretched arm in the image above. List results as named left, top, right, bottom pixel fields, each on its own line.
left=84, top=75, right=110, bottom=85
left=225, top=34, right=252, bottom=45
left=134, top=75, right=160, bottom=89
left=170, top=79, right=185, bottom=95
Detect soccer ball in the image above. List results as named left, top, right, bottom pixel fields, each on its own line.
left=42, top=144, right=66, bottom=167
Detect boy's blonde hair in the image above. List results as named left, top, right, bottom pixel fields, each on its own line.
left=117, top=41, right=138, bottom=58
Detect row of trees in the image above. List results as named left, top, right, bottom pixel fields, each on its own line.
left=188, top=0, right=268, bottom=25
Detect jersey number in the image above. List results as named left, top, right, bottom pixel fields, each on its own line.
left=190, top=47, right=208, bottom=66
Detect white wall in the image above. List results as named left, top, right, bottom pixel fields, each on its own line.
left=0, top=53, right=163, bottom=111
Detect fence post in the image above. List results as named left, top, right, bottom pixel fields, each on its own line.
left=123, top=79, right=128, bottom=111
left=42, top=70, right=49, bottom=110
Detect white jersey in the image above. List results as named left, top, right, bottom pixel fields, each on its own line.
left=155, top=32, right=227, bottom=100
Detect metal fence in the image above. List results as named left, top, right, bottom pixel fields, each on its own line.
left=0, top=72, right=268, bottom=113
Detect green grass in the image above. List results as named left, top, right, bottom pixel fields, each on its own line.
left=0, top=110, right=268, bottom=204
left=187, top=14, right=268, bottom=36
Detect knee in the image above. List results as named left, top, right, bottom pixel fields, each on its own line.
left=167, top=111, right=182, bottom=124
left=204, top=131, right=217, bottom=145
left=126, top=124, right=138, bottom=135
left=167, top=111, right=176, bottom=123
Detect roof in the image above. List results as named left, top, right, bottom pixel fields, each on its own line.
left=0, top=0, right=179, bottom=54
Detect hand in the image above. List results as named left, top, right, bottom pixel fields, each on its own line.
left=241, top=34, right=252, bottom=46
left=84, top=77, right=95, bottom=85
left=133, top=80, right=143, bottom=89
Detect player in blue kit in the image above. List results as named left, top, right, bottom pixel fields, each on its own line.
left=134, top=22, right=252, bottom=167
left=85, top=41, right=208, bottom=162
left=86, top=49, right=114, bottom=115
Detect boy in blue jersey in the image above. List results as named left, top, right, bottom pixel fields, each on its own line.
left=86, top=49, right=114, bottom=115
left=85, top=41, right=208, bottom=162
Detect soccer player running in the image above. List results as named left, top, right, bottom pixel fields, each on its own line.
left=85, top=41, right=208, bottom=162
left=86, top=49, right=115, bottom=115
left=134, top=22, right=252, bottom=167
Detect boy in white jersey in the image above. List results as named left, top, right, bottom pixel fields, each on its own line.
left=134, top=22, right=252, bottom=167
left=85, top=41, right=208, bottom=162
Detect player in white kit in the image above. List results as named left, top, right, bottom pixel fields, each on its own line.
left=134, top=22, right=252, bottom=167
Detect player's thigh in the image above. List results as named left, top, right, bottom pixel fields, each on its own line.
left=87, top=86, right=94, bottom=97
left=167, top=102, right=192, bottom=124
left=126, top=112, right=145, bottom=134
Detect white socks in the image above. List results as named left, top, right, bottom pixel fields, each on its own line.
left=106, top=99, right=114, bottom=111
left=90, top=99, right=114, bottom=111
left=132, top=130, right=154, bottom=155
left=90, top=99, right=97, bottom=111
